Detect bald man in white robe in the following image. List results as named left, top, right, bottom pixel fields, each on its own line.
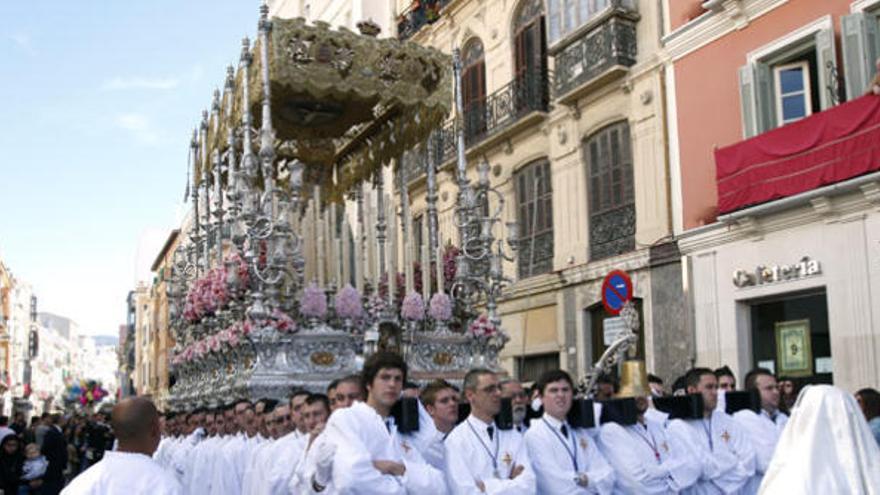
left=62, top=398, right=182, bottom=495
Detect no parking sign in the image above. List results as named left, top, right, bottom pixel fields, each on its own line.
left=601, top=270, right=632, bottom=316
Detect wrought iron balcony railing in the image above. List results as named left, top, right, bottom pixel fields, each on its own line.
left=402, top=70, right=551, bottom=184
left=553, top=12, right=638, bottom=101
left=464, top=70, right=550, bottom=146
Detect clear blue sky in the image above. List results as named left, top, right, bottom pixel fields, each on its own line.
left=0, top=1, right=258, bottom=335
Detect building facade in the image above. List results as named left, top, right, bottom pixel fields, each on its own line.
left=665, top=0, right=880, bottom=391
left=392, top=0, right=688, bottom=383
left=148, top=230, right=180, bottom=408
left=132, top=282, right=153, bottom=397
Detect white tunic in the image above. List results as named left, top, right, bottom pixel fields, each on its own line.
left=761, top=385, right=880, bottom=494
left=524, top=413, right=615, bottom=495
left=261, top=431, right=307, bottom=495
left=733, top=409, right=787, bottom=493
left=61, top=451, right=182, bottom=495
left=444, top=414, right=536, bottom=495
left=290, top=432, right=335, bottom=495
left=324, top=401, right=446, bottom=495
left=598, top=418, right=700, bottom=494
left=186, top=435, right=221, bottom=495
left=666, top=410, right=756, bottom=494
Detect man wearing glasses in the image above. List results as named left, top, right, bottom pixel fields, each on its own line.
left=500, top=379, right=530, bottom=433
left=445, top=368, right=536, bottom=494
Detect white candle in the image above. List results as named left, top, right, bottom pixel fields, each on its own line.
left=316, top=207, right=325, bottom=287
left=388, top=201, right=397, bottom=305
left=304, top=201, right=314, bottom=283
left=421, top=218, right=430, bottom=302
left=354, top=216, right=364, bottom=294
left=329, top=203, right=337, bottom=285
left=436, top=231, right=444, bottom=293
left=404, top=213, right=414, bottom=293
left=325, top=207, right=333, bottom=286
left=342, top=217, right=351, bottom=287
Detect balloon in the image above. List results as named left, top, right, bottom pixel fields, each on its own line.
left=79, top=396, right=87, bottom=405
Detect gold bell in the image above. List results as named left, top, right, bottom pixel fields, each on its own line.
left=617, top=360, right=650, bottom=398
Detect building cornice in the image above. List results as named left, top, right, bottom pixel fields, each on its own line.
left=678, top=182, right=880, bottom=254
left=661, top=0, right=788, bottom=62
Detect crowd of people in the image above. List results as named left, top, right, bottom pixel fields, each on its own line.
left=48, top=354, right=880, bottom=494
left=0, top=409, right=116, bottom=495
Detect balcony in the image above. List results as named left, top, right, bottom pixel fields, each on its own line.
left=553, top=9, right=638, bottom=105
left=402, top=71, right=551, bottom=184
left=715, top=95, right=880, bottom=215
left=397, top=0, right=453, bottom=41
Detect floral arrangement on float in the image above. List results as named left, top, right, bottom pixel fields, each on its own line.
left=182, top=251, right=251, bottom=324
left=466, top=313, right=509, bottom=367
left=400, top=292, right=425, bottom=320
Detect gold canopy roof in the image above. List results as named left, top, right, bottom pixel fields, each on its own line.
left=203, top=17, right=451, bottom=201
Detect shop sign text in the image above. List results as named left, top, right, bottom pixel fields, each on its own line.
left=733, top=256, right=822, bottom=288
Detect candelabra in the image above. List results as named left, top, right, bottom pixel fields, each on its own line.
left=449, top=48, right=520, bottom=328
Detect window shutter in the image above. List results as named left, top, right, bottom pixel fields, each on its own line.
left=755, top=62, right=776, bottom=133
left=842, top=13, right=880, bottom=101
left=738, top=64, right=757, bottom=138
left=815, top=27, right=837, bottom=110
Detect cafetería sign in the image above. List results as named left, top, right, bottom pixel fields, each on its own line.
left=733, top=256, right=822, bottom=288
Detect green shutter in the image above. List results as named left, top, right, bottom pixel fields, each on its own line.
left=738, top=64, right=757, bottom=138
left=755, top=62, right=776, bottom=133
left=815, top=27, right=837, bottom=110
left=842, top=13, right=880, bottom=101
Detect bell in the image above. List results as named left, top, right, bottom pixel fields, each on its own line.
left=617, top=360, right=650, bottom=399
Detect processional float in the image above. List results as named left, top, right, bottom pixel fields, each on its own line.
left=165, top=5, right=524, bottom=410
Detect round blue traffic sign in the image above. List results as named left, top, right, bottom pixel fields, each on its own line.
left=602, top=270, right=633, bottom=315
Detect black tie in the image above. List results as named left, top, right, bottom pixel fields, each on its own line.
left=385, top=419, right=392, bottom=433
left=560, top=424, right=569, bottom=438
left=487, top=426, right=494, bottom=440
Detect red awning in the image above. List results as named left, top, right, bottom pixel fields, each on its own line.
left=715, top=95, right=880, bottom=214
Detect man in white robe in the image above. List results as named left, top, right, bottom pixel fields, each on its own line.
left=598, top=394, right=700, bottom=493
left=210, top=399, right=266, bottom=494
left=665, top=368, right=755, bottom=494
left=733, top=368, right=787, bottom=493
left=325, top=352, right=446, bottom=495
left=289, top=393, right=333, bottom=494
left=170, top=410, right=206, bottom=486
left=525, top=369, right=614, bottom=494
left=62, top=397, right=182, bottom=495
left=445, top=368, right=536, bottom=494
left=500, top=379, right=530, bottom=433
left=419, top=380, right=461, bottom=470
left=186, top=407, right=227, bottom=495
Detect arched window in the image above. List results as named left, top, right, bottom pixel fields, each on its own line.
left=583, top=121, right=635, bottom=260
left=462, top=38, right=487, bottom=141
left=515, top=159, right=554, bottom=278
left=513, top=0, right=548, bottom=112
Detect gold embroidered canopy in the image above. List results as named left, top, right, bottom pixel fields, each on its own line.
left=205, top=17, right=451, bottom=200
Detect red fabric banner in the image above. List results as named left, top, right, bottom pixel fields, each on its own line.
left=715, top=95, right=880, bottom=214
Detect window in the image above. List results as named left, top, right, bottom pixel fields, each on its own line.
left=584, top=122, right=635, bottom=260
left=546, top=0, right=633, bottom=46
left=515, top=159, right=554, bottom=278
left=739, top=25, right=835, bottom=137
left=516, top=352, right=560, bottom=383
left=462, top=39, right=487, bottom=142
left=774, top=61, right=813, bottom=125
left=750, top=291, right=831, bottom=385
left=513, top=0, right=549, bottom=112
